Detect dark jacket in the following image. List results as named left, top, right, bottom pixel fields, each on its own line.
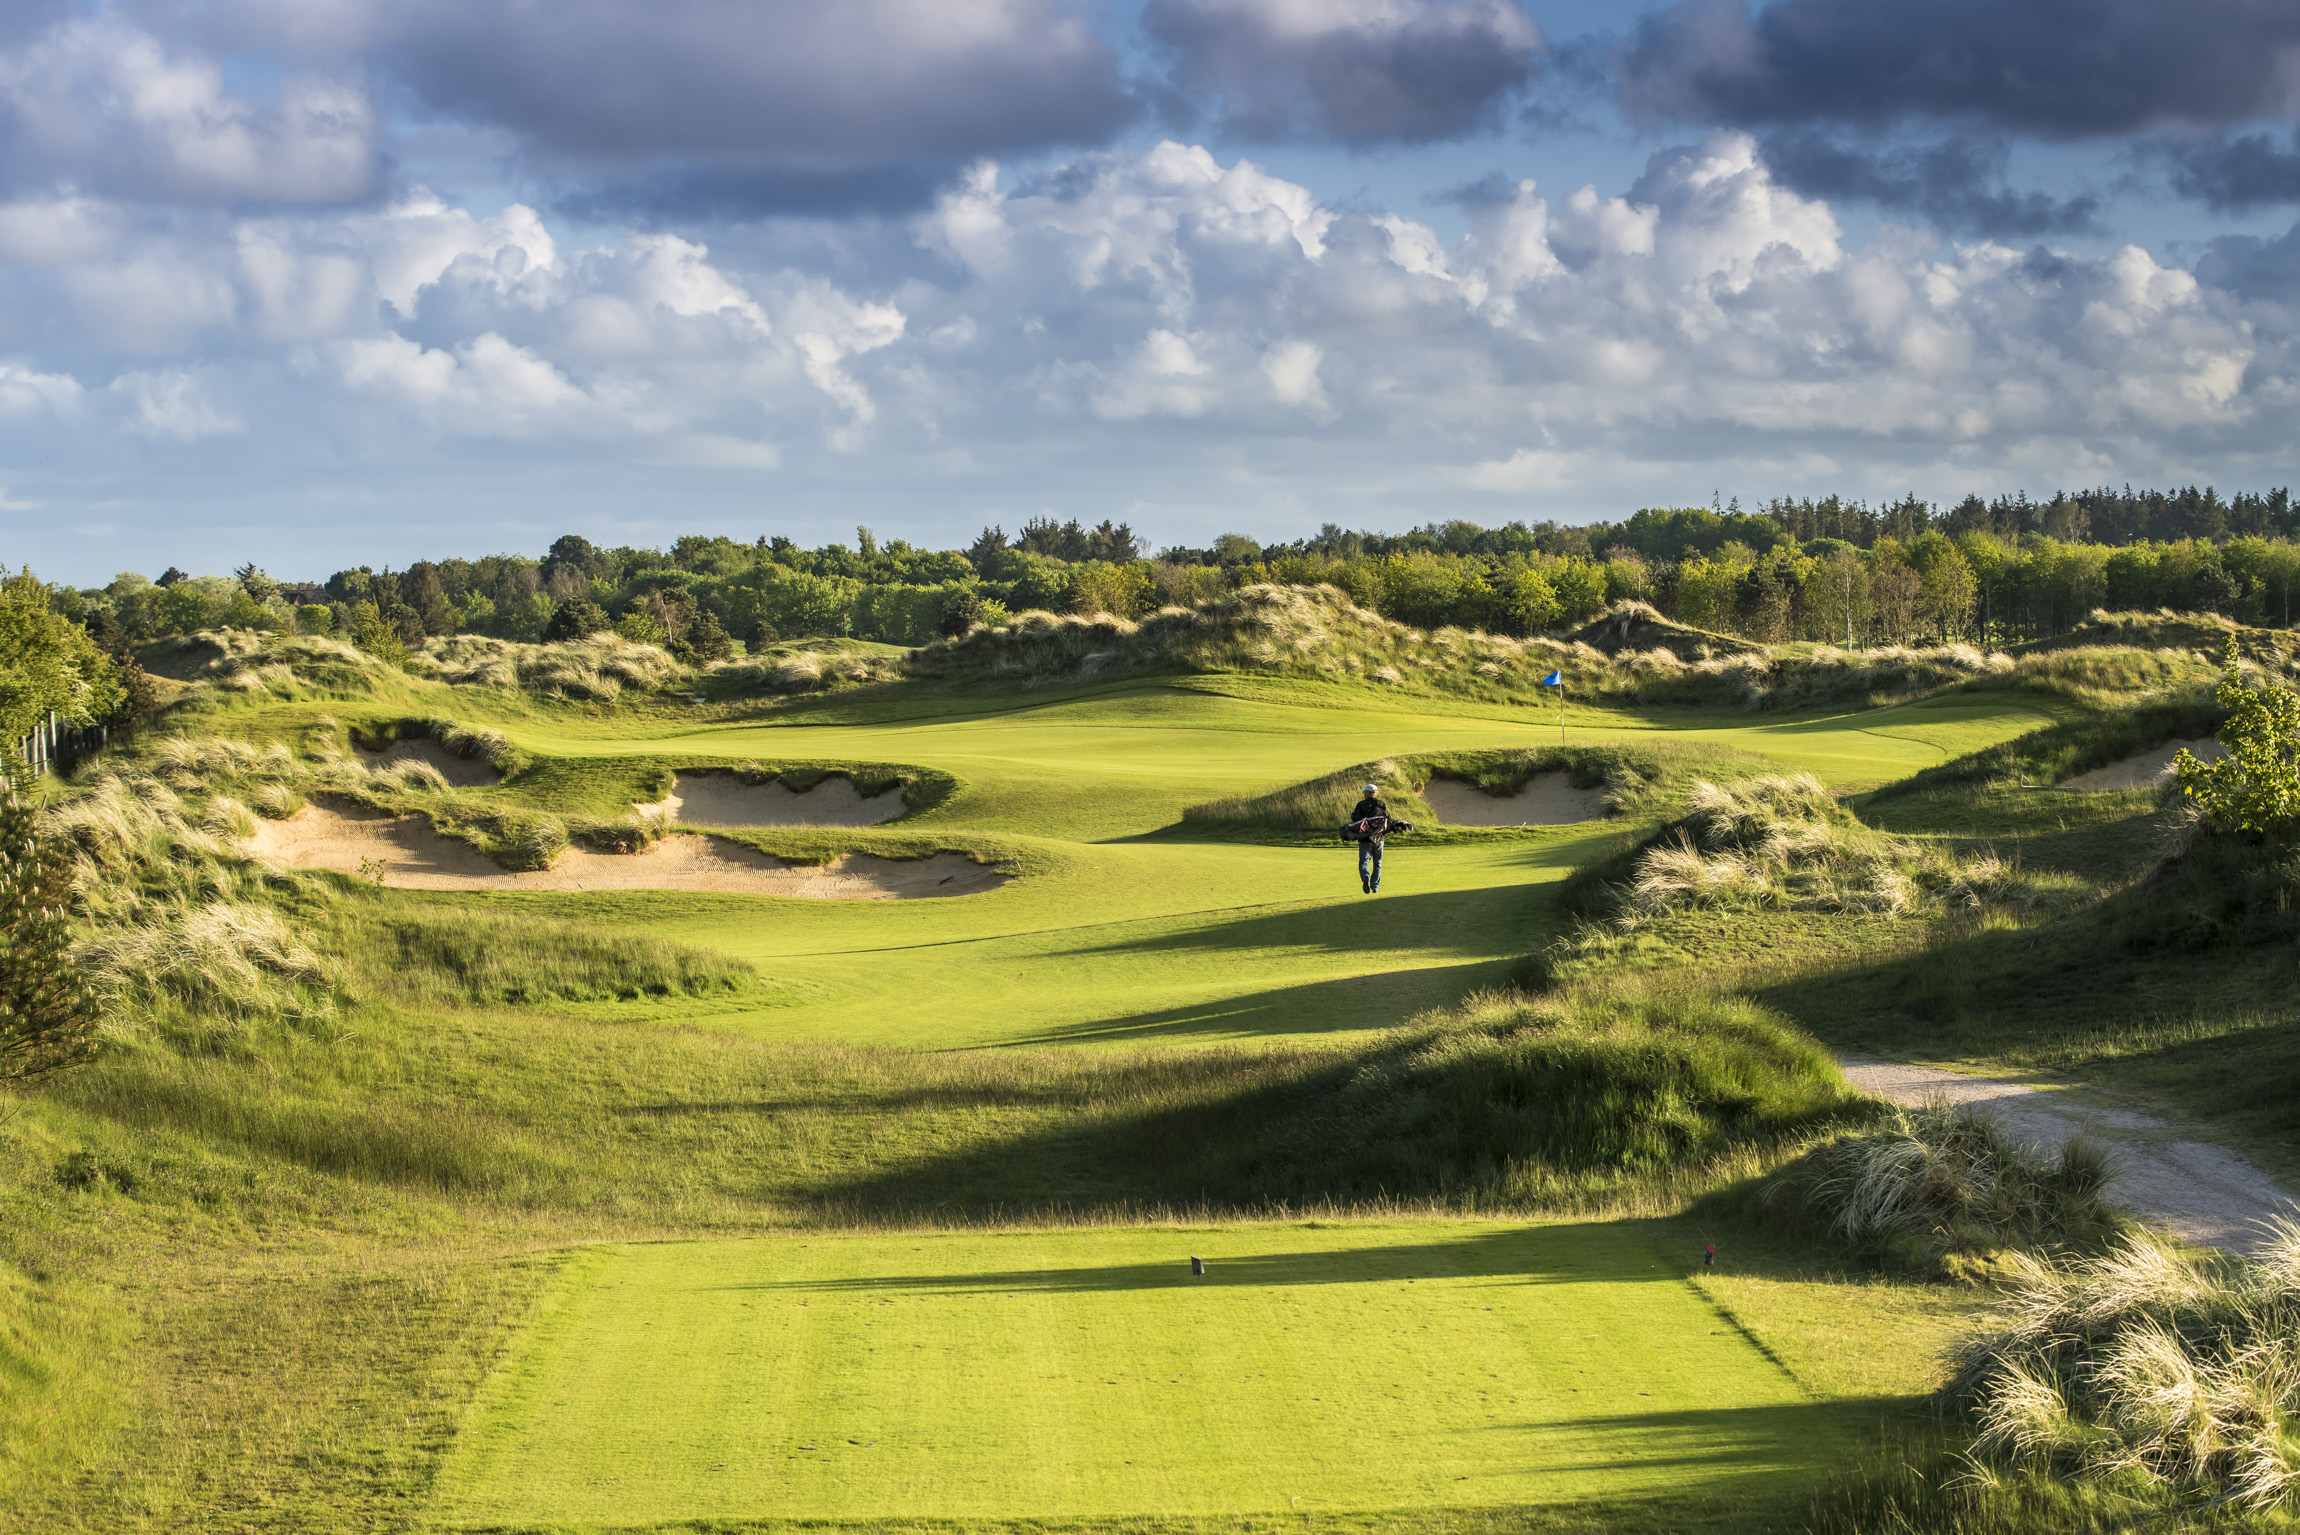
left=1344, top=796, right=1411, bottom=841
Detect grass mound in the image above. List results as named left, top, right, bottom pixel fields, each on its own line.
left=325, top=899, right=755, bottom=1005
left=1218, top=982, right=1864, bottom=1208
left=1763, top=1099, right=2117, bottom=1271
left=1572, top=773, right=2068, bottom=928
left=1566, top=599, right=1760, bottom=659
left=1867, top=694, right=2226, bottom=810
left=2012, top=608, right=2300, bottom=675
left=908, top=585, right=2050, bottom=712
left=1181, top=740, right=1774, bottom=836
left=829, top=979, right=1866, bottom=1215
left=1949, top=1225, right=2300, bottom=1509
left=425, top=632, right=685, bottom=700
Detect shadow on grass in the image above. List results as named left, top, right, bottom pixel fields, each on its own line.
left=1003, top=959, right=1514, bottom=1044
left=698, top=1223, right=1688, bottom=1297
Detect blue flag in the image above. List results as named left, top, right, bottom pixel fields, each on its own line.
left=1541, top=670, right=1564, bottom=687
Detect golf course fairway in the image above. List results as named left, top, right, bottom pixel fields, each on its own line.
left=463, top=679, right=2064, bottom=1047
left=434, top=1221, right=1852, bottom=1527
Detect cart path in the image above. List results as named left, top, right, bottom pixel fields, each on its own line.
left=1840, top=1061, right=2298, bottom=1256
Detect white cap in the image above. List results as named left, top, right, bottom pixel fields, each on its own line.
left=1364, top=782, right=1379, bottom=793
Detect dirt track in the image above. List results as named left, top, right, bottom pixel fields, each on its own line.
left=1841, top=1060, right=2297, bottom=1255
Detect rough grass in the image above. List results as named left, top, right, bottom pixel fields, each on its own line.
left=1949, top=1224, right=2300, bottom=1509
left=2011, top=608, right=2300, bottom=676
left=1866, top=692, right=2227, bottom=812
left=1760, top=1099, right=2118, bottom=1271
left=1181, top=740, right=1775, bottom=836
left=908, top=587, right=2068, bottom=713
left=321, top=896, right=758, bottom=1006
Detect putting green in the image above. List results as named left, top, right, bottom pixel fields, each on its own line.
left=500, top=680, right=2063, bottom=842
left=434, top=1222, right=1853, bottom=1527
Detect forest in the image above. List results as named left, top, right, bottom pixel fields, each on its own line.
left=39, top=485, right=2300, bottom=674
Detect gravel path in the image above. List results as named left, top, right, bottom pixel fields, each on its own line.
left=1840, top=1061, right=2298, bottom=1256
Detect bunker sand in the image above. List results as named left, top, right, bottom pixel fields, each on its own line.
left=2060, top=737, right=2224, bottom=792
left=1424, top=772, right=1608, bottom=826
left=354, top=738, right=500, bottom=787
left=637, top=771, right=906, bottom=827
left=248, top=802, right=1005, bottom=898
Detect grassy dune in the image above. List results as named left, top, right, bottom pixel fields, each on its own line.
left=6, top=634, right=2256, bottom=1534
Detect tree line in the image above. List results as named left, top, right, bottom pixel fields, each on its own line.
left=32, top=486, right=2300, bottom=686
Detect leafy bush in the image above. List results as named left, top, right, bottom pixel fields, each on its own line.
left=2177, top=640, right=2300, bottom=838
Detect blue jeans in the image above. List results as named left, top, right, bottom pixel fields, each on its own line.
left=1358, top=839, right=1383, bottom=890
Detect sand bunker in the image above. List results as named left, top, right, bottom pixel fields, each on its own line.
left=2060, top=737, right=2225, bottom=792
left=636, top=772, right=906, bottom=828
left=1423, top=773, right=1609, bottom=827
left=355, top=738, right=501, bottom=788
left=247, top=802, right=1003, bottom=898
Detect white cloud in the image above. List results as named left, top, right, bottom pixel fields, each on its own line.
left=3, top=132, right=2300, bottom=578
left=0, top=18, right=378, bottom=205
left=111, top=369, right=244, bottom=440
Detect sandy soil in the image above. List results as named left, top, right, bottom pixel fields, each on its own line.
left=247, top=801, right=1004, bottom=898
left=2060, top=737, right=2224, bottom=792
left=355, top=739, right=501, bottom=788
left=1423, top=773, right=1608, bottom=826
left=635, top=772, right=907, bottom=828
left=1841, top=1061, right=2297, bottom=1255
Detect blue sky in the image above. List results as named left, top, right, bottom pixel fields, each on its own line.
left=9, top=0, right=2300, bottom=583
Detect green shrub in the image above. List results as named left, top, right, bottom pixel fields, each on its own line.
left=2178, top=639, right=2300, bottom=838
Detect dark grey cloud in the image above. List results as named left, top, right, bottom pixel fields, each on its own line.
left=555, top=164, right=950, bottom=227
left=1762, top=132, right=2100, bottom=238
left=1620, top=0, right=2300, bottom=138
left=1145, top=0, right=1544, bottom=147
left=378, top=0, right=1134, bottom=163
left=2196, top=221, right=2300, bottom=299
left=2161, top=132, right=2300, bottom=211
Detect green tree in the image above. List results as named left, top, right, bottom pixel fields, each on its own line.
left=2178, top=641, right=2300, bottom=839
left=1549, top=560, right=1609, bottom=624
left=0, top=568, right=121, bottom=744
left=345, top=600, right=408, bottom=665
left=1505, top=568, right=1561, bottom=633
left=0, top=776, right=100, bottom=1082
left=542, top=599, right=611, bottom=643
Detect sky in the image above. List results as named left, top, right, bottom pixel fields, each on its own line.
left=10, top=0, right=2300, bottom=583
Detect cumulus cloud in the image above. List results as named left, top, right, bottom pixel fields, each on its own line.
left=1147, top=0, right=1544, bottom=145
left=0, top=16, right=378, bottom=205
left=1619, top=0, right=2300, bottom=137
left=110, top=369, right=244, bottom=440
left=5, top=135, right=2300, bottom=578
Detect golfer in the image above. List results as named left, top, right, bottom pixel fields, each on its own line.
left=1342, top=782, right=1412, bottom=894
